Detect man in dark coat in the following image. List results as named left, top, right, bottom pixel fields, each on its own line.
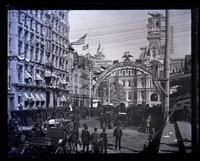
left=90, top=128, right=99, bottom=153
left=81, top=127, right=90, bottom=153
left=113, top=124, right=123, bottom=150
left=100, top=128, right=108, bottom=153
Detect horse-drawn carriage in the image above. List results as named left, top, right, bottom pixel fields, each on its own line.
left=26, top=119, right=74, bottom=155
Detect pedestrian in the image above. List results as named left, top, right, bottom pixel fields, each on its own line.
left=90, top=128, right=99, bottom=153
left=148, top=134, right=153, bottom=145
left=81, top=127, right=90, bottom=153
left=70, top=128, right=79, bottom=153
left=99, top=112, right=104, bottom=128
left=100, top=128, right=108, bottom=153
left=146, top=115, right=151, bottom=134
left=113, top=124, right=123, bottom=150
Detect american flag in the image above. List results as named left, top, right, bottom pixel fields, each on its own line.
left=71, top=34, right=87, bottom=45
left=83, top=43, right=89, bottom=50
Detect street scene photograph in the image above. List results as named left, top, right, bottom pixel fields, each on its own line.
left=7, top=9, right=194, bottom=157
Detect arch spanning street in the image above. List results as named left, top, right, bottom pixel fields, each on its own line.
left=93, top=60, right=165, bottom=101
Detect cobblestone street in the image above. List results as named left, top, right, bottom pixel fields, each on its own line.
left=78, top=117, right=149, bottom=153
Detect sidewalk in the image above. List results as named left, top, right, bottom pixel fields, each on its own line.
left=159, top=123, right=179, bottom=153
left=176, top=121, right=191, bottom=153
left=159, top=121, right=191, bottom=153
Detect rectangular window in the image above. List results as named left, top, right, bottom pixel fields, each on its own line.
left=24, top=15, right=27, bottom=27
left=123, top=80, right=126, bottom=87
left=18, top=65, right=23, bottom=83
left=128, top=80, right=131, bottom=87
left=24, top=44, right=28, bottom=58
left=18, top=95, right=22, bottom=104
left=18, top=41, right=22, bottom=56
left=56, top=57, right=58, bottom=67
left=24, top=30, right=28, bottom=42
left=35, top=22, right=38, bottom=33
left=18, top=27, right=23, bottom=40
left=41, top=11, right=44, bottom=20
left=30, top=46, right=34, bottom=60
left=18, top=12, right=22, bottom=24
left=141, top=91, right=145, bottom=101
left=134, top=79, right=137, bottom=87
left=128, top=91, right=132, bottom=100
left=35, top=48, right=39, bottom=62
left=37, top=24, right=40, bottom=33
left=40, top=49, right=44, bottom=63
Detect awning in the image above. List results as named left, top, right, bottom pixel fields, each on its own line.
left=25, top=70, right=32, bottom=79
left=62, top=79, right=68, bottom=85
left=40, top=94, right=46, bottom=101
left=45, top=71, right=52, bottom=77
left=60, top=95, right=67, bottom=102
left=30, top=93, right=37, bottom=101
left=52, top=73, right=58, bottom=78
left=45, top=71, right=57, bottom=78
left=35, top=93, right=42, bottom=101
left=24, top=92, right=31, bottom=100
left=36, top=73, right=43, bottom=81
left=58, top=78, right=64, bottom=85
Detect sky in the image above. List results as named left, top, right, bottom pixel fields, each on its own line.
left=69, top=10, right=191, bottom=61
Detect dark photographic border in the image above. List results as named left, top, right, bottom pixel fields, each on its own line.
left=0, top=0, right=199, bottom=160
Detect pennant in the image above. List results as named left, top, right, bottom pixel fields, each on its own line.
left=71, top=34, right=87, bottom=45
left=83, top=43, right=89, bottom=50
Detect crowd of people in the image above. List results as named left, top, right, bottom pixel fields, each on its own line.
left=8, top=103, right=161, bottom=155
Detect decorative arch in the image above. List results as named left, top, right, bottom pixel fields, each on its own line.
left=93, top=61, right=165, bottom=99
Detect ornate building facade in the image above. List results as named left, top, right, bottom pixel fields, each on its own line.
left=8, top=10, right=72, bottom=122
left=95, top=13, right=185, bottom=107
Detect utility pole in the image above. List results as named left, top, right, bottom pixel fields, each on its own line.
left=89, top=68, right=92, bottom=107
left=108, top=77, right=111, bottom=104
left=164, top=10, right=170, bottom=123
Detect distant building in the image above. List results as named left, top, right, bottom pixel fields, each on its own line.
left=8, top=10, right=72, bottom=122
left=71, top=52, right=92, bottom=107
left=93, top=51, right=112, bottom=71
left=107, top=54, right=161, bottom=107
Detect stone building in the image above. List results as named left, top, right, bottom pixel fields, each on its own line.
left=8, top=10, right=72, bottom=123
left=71, top=52, right=91, bottom=107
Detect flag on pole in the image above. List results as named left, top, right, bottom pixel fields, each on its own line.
left=97, top=43, right=101, bottom=53
left=83, top=43, right=89, bottom=50
left=71, top=34, right=87, bottom=45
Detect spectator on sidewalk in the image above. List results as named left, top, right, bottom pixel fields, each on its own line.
left=81, top=127, right=90, bottom=153
left=113, top=124, right=123, bottom=150
left=90, top=128, right=99, bottom=153
left=100, top=128, right=108, bottom=153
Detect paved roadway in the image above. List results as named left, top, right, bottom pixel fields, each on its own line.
left=77, top=117, right=149, bottom=153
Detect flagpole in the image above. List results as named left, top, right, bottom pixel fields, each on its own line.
left=87, top=28, right=90, bottom=54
